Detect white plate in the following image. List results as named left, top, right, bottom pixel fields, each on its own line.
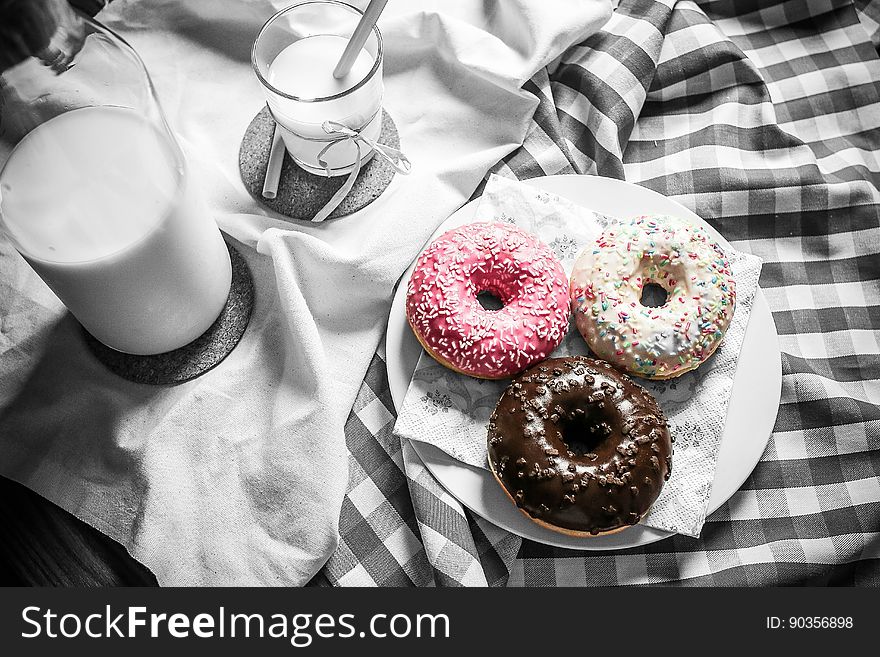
left=386, top=175, right=782, bottom=550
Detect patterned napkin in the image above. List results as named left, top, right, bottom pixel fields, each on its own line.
left=394, top=174, right=763, bottom=537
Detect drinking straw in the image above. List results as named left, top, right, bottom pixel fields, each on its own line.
left=262, top=122, right=284, bottom=199
left=333, top=0, right=387, bottom=79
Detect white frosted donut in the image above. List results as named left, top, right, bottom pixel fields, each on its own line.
left=569, top=214, right=736, bottom=380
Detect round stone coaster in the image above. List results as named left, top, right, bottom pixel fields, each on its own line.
left=239, top=106, right=399, bottom=221
left=84, top=241, right=254, bottom=386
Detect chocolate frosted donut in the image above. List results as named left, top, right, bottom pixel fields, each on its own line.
left=487, top=356, right=672, bottom=536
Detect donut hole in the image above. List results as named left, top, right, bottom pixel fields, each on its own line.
left=640, top=282, right=669, bottom=308
left=559, top=411, right=612, bottom=456
left=476, top=290, right=505, bottom=311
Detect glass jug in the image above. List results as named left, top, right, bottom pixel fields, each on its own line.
left=0, top=1, right=232, bottom=356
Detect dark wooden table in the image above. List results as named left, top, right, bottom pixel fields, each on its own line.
left=0, top=476, right=157, bottom=586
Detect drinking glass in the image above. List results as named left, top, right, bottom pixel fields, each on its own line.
left=252, top=0, right=384, bottom=176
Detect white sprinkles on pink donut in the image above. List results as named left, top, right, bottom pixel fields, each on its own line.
left=406, top=221, right=570, bottom=379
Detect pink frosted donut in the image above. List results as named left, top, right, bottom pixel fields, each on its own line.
left=406, top=221, right=570, bottom=379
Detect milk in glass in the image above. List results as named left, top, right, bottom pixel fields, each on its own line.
left=265, top=34, right=382, bottom=174
left=0, top=106, right=232, bottom=355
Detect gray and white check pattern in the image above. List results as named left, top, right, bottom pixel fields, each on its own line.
left=315, top=0, right=880, bottom=586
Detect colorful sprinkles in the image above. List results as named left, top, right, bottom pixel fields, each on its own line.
left=569, top=214, right=737, bottom=379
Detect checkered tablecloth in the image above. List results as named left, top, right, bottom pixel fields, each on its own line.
left=313, top=0, right=880, bottom=587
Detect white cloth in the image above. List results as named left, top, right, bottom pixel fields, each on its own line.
left=393, top=175, right=763, bottom=537
left=0, top=0, right=612, bottom=584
